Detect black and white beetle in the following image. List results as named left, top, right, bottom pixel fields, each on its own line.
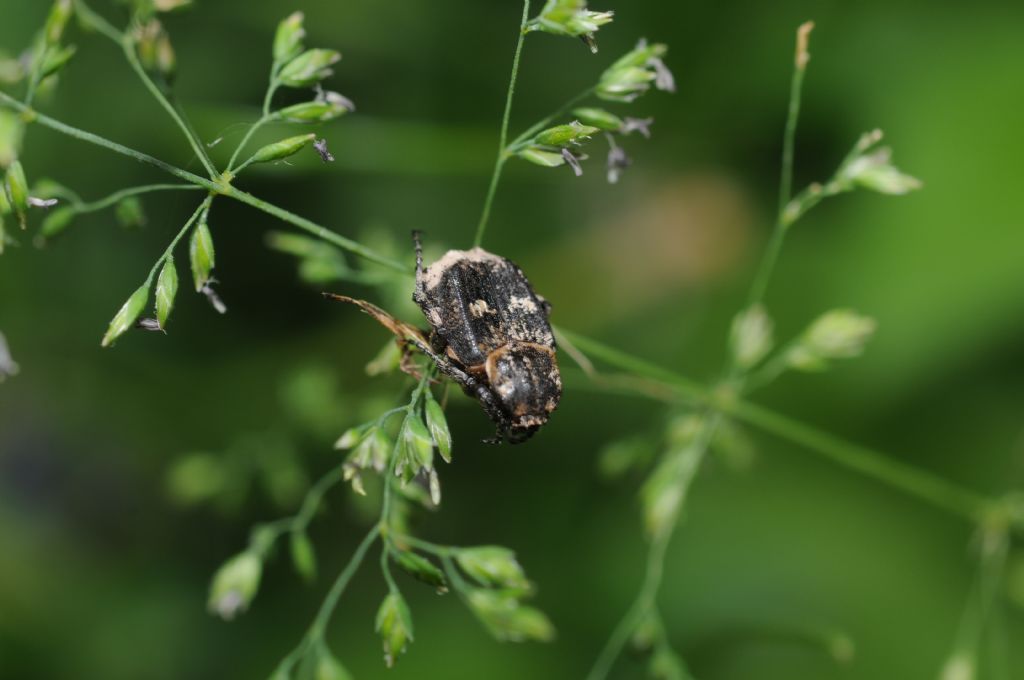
left=326, top=232, right=561, bottom=444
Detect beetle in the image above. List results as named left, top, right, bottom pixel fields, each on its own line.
left=326, top=232, right=561, bottom=444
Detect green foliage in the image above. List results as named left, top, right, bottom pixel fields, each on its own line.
left=2, top=2, right=1015, bottom=680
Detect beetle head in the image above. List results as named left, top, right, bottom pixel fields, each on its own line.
left=485, top=343, right=562, bottom=444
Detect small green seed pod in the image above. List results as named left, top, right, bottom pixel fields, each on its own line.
left=517, top=148, right=565, bottom=168
left=403, top=415, right=435, bottom=471
left=250, top=133, right=316, bottom=164
left=571, top=107, right=624, bottom=132
left=39, top=205, right=76, bottom=239
left=207, top=551, right=262, bottom=621
left=189, top=219, right=215, bottom=291
left=277, top=93, right=353, bottom=123
left=155, top=256, right=179, bottom=328
left=273, top=12, right=306, bottom=64
left=289, top=531, right=317, bottom=582
left=375, top=592, right=413, bottom=668
left=456, top=546, right=530, bottom=590
left=278, top=49, right=341, bottom=88
left=393, top=550, right=448, bottom=593
left=156, top=33, right=176, bottom=81
left=423, top=396, right=452, bottom=463
left=44, top=0, right=73, bottom=46
left=101, top=284, right=150, bottom=347
left=533, top=122, right=599, bottom=147
left=5, top=160, right=29, bottom=228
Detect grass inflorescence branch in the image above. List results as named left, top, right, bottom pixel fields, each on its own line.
left=736, top=20, right=814, bottom=366
left=0, top=91, right=408, bottom=274
left=72, top=0, right=218, bottom=178
left=580, top=19, right=947, bottom=678
left=473, top=0, right=533, bottom=248
left=558, top=327, right=998, bottom=525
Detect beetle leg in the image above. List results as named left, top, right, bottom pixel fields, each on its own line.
left=326, top=291, right=510, bottom=437
left=323, top=293, right=431, bottom=348
left=416, top=349, right=510, bottom=438
left=464, top=382, right=510, bottom=442
left=398, top=343, right=425, bottom=380
left=394, top=343, right=443, bottom=384
left=428, top=329, right=448, bottom=355
left=326, top=292, right=476, bottom=383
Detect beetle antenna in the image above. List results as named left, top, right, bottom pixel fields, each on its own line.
left=412, top=230, right=424, bottom=273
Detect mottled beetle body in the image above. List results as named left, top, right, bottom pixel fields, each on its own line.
left=326, top=234, right=561, bottom=444
left=413, top=241, right=562, bottom=443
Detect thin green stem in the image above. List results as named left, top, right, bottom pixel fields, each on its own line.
left=379, top=423, right=406, bottom=545
left=273, top=376, right=430, bottom=674
left=381, top=541, right=400, bottom=597
left=586, top=522, right=668, bottom=680
left=143, top=195, right=211, bottom=286
left=942, top=526, right=1010, bottom=678
left=587, top=415, right=719, bottom=680
left=72, top=0, right=124, bottom=43
left=740, top=23, right=813, bottom=323
left=228, top=74, right=281, bottom=172
left=226, top=187, right=410, bottom=274
left=395, top=534, right=455, bottom=557
left=563, top=327, right=994, bottom=524
left=726, top=399, right=991, bottom=523
left=778, top=49, right=807, bottom=217
left=440, top=553, right=473, bottom=602
left=309, top=523, right=382, bottom=638
left=293, top=465, right=346, bottom=533
left=0, top=92, right=410, bottom=274
left=271, top=523, right=381, bottom=674
left=75, top=0, right=218, bottom=176
left=0, top=91, right=219, bottom=186
left=71, top=183, right=202, bottom=214
left=742, top=345, right=795, bottom=394
left=248, top=464, right=347, bottom=557
left=472, top=0, right=531, bottom=248
left=590, top=35, right=820, bottom=671
left=556, top=328, right=706, bottom=399
left=379, top=371, right=434, bottom=589
left=227, top=114, right=272, bottom=173
left=119, top=34, right=219, bottom=179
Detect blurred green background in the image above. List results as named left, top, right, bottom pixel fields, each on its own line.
left=2, top=0, right=1023, bottom=678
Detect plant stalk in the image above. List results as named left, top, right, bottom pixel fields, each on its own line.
left=0, top=92, right=410, bottom=274
left=473, top=0, right=532, bottom=248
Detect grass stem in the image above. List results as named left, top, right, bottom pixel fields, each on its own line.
left=473, top=0, right=532, bottom=248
